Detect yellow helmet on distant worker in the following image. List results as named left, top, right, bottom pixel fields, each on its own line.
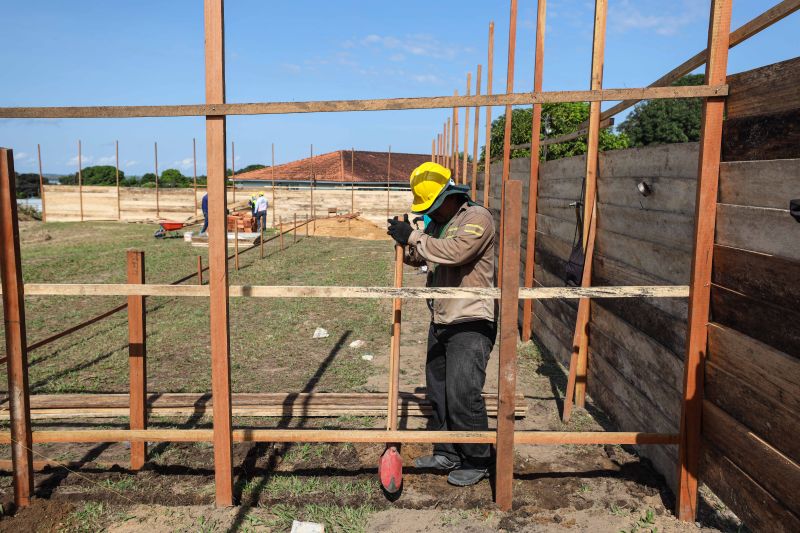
left=410, top=162, right=452, bottom=214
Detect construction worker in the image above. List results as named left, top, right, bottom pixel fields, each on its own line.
left=200, top=192, right=209, bottom=235
left=254, top=191, right=268, bottom=233
left=248, top=194, right=257, bottom=216
left=386, top=162, right=496, bottom=487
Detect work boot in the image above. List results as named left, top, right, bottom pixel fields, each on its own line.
left=447, top=464, right=489, bottom=486
left=414, top=454, right=460, bottom=471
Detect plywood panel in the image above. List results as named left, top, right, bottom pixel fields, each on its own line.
left=532, top=312, right=570, bottom=367
left=716, top=203, right=800, bottom=262
left=711, top=285, right=800, bottom=358
left=701, top=442, right=800, bottom=533
left=722, top=108, right=800, bottom=162
left=719, top=159, right=800, bottom=210
left=597, top=203, right=694, bottom=252
left=713, top=244, right=800, bottom=312
left=596, top=176, right=697, bottom=215
left=703, top=401, right=800, bottom=516
left=595, top=229, right=692, bottom=285
left=598, top=142, right=699, bottom=179
left=705, top=361, right=800, bottom=464
left=593, top=296, right=687, bottom=357
left=726, top=57, right=800, bottom=120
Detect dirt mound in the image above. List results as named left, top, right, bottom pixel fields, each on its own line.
left=310, top=216, right=391, bottom=241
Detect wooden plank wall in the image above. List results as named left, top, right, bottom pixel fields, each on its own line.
left=702, top=57, right=800, bottom=532
left=480, top=141, right=698, bottom=492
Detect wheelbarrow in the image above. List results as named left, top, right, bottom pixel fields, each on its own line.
left=154, top=220, right=189, bottom=239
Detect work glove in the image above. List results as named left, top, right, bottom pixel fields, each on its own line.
left=387, top=214, right=413, bottom=245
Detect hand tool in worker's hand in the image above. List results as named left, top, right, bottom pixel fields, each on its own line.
left=378, top=242, right=404, bottom=495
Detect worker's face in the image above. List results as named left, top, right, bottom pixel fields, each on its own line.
left=428, top=196, right=459, bottom=223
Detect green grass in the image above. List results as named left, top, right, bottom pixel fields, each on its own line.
left=0, top=221, right=394, bottom=395
left=263, top=502, right=375, bottom=533
left=62, top=501, right=108, bottom=533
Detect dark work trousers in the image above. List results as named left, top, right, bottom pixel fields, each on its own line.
left=255, top=211, right=267, bottom=232
left=425, top=319, right=497, bottom=468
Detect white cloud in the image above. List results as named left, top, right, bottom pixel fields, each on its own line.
left=609, top=0, right=704, bottom=36
left=411, top=74, right=443, bottom=85
left=67, top=154, right=94, bottom=166
left=13, top=152, right=28, bottom=160
left=356, top=33, right=465, bottom=61
left=173, top=158, right=195, bottom=171
left=96, top=155, right=117, bottom=165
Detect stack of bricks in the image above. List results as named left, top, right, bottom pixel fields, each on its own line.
left=226, top=213, right=256, bottom=232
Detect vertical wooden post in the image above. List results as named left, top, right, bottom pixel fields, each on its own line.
left=431, top=139, right=435, bottom=162
left=78, top=139, right=84, bottom=222
left=259, top=229, right=264, bottom=258
left=387, top=244, right=403, bottom=430
left=234, top=225, right=239, bottom=271
left=231, top=141, right=236, bottom=206
left=310, top=144, right=315, bottom=231
left=386, top=145, right=391, bottom=219
left=471, top=66, right=483, bottom=201
left=37, top=144, right=46, bottom=223
left=115, top=140, right=121, bottom=221
left=193, top=138, right=198, bottom=216
left=498, top=0, right=519, bottom=285
left=452, top=90, right=459, bottom=181
left=495, top=179, right=522, bottom=511
left=484, top=22, right=495, bottom=208
left=204, top=0, right=233, bottom=507
left=126, top=250, right=147, bottom=470
left=563, top=0, right=607, bottom=419
left=350, top=148, right=355, bottom=232
left=279, top=216, right=284, bottom=250
left=154, top=142, right=161, bottom=219
left=293, top=213, right=297, bottom=243
left=271, top=143, right=276, bottom=227
left=305, top=213, right=309, bottom=237
left=521, top=0, right=547, bottom=342
left=197, top=255, right=204, bottom=285
left=445, top=118, right=450, bottom=170
left=0, top=148, right=34, bottom=508
left=677, top=0, right=732, bottom=521
left=462, top=73, right=471, bottom=186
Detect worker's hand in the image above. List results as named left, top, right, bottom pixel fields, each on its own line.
left=387, top=214, right=413, bottom=245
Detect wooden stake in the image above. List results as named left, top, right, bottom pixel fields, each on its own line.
left=463, top=73, right=471, bottom=185
left=193, top=138, right=198, bottom=216
left=310, top=144, right=315, bottom=231
left=293, top=213, right=297, bottom=243
left=484, top=22, right=495, bottom=208
left=115, top=140, right=121, bottom=220
left=279, top=216, right=284, bottom=250
left=231, top=141, right=235, bottom=206
left=350, top=148, right=355, bottom=232
left=154, top=142, right=160, bottom=219
left=78, top=140, right=84, bottom=221
left=565, top=0, right=607, bottom=416
left=431, top=139, right=435, bottom=162
left=234, top=225, right=239, bottom=271
left=271, top=143, right=276, bottom=227
left=197, top=256, right=204, bottom=285
left=676, top=0, right=732, bottom=521
left=204, top=0, right=234, bottom=507
left=445, top=119, right=450, bottom=170
left=126, top=250, right=147, bottom=470
left=498, top=0, right=519, bottom=284
left=387, top=244, right=403, bottom=430
left=452, top=90, right=459, bottom=179
left=495, top=179, right=522, bottom=511
left=0, top=148, right=34, bottom=508
left=37, top=144, right=46, bottom=222
left=306, top=213, right=309, bottom=237
left=471, top=64, right=482, bottom=201
left=259, top=229, right=264, bottom=258
left=386, top=145, right=391, bottom=219
left=522, top=0, right=547, bottom=342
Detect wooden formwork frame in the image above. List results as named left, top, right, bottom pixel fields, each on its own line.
left=0, top=0, right=738, bottom=517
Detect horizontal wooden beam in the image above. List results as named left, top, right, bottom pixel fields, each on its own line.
left=0, top=86, right=727, bottom=119
left=0, top=429, right=678, bottom=445
left=9, top=284, right=690, bottom=299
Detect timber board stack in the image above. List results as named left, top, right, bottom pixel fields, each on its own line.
left=476, top=56, right=800, bottom=532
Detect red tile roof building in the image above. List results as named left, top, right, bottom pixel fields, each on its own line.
left=234, top=150, right=429, bottom=184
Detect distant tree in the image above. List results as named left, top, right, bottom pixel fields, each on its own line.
left=160, top=168, right=190, bottom=188
left=237, top=164, right=266, bottom=174
left=480, top=103, right=629, bottom=168
left=618, top=74, right=704, bottom=146
left=58, top=165, right=124, bottom=186
left=140, top=172, right=157, bottom=185
left=15, top=173, right=41, bottom=197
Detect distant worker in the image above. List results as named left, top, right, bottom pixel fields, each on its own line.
left=200, top=193, right=209, bottom=235
left=248, top=194, right=257, bottom=216
left=386, top=162, right=497, bottom=487
left=254, top=192, right=268, bottom=233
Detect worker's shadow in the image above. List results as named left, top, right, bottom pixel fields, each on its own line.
left=228, top=330, right=351, bottom=532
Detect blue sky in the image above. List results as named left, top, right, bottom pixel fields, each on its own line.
left=1, top=0, right=797, bottom=176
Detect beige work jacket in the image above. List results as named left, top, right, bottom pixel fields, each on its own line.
left=405, top=202, right=497, bottom=325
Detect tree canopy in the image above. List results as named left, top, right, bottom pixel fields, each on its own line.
left=60, top=165, right=125, bottom=185
left=15, top=173, right=41, bottom=198
left=480, top=103, right=629, bottom=167
left=618, top=74, right=704, bottom=146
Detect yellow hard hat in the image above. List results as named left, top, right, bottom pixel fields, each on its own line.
left=410, top=162, right=452, bottom=214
